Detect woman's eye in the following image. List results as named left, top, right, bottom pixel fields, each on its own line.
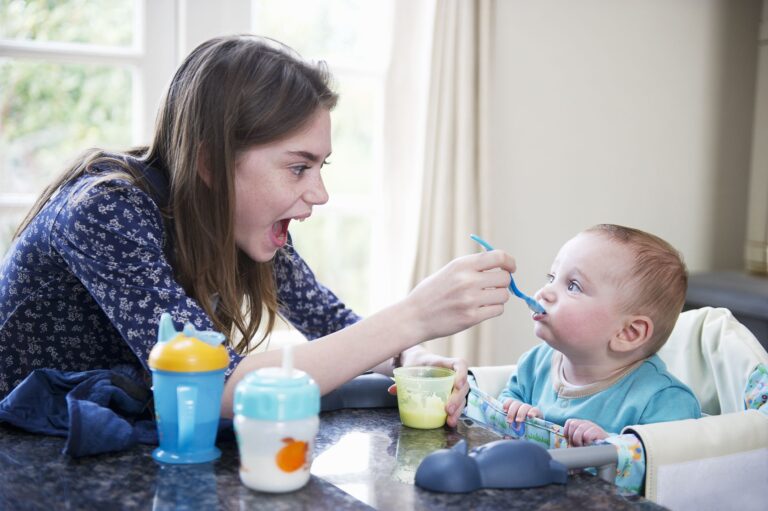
left=289, top=165, right=309, bottom=176
left=567, top=280, right=582, bottom=293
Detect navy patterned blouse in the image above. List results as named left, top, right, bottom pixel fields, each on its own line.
left=0, top=157, right=360, bottom=398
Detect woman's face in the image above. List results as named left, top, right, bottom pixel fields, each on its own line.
left=233, top=108, right=331, bottom=262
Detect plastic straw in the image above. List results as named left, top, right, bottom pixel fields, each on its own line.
left=282, top=344, right=293, bottom=376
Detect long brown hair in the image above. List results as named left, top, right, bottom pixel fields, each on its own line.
left=15, top=35, right=338, bottom=354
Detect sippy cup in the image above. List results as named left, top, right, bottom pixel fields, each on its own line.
left=149, top=313, right=229, bottom=464
left=233, top=346, right=320, bottom=493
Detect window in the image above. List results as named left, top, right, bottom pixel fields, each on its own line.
left=0, top=0, right=175, bottom=251
left=0, top=0, right=390, bottom=323
left=252, top=0, right=394, bottom=317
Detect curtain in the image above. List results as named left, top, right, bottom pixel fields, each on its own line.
left=372, top=0, right=436, bottom=312
left=410, top=0, right=495, bottom=364
left=745, top=0, right=768, bottom=275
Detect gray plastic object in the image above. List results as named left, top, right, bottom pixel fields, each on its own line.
left=415, top=439, right=568, bottom=493
left=320, top=372, right=398, bottom=411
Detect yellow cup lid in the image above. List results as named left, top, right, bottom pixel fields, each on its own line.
left=148, top=314, right=229, bottom=372
left=149, top=333, right=229, bottom=372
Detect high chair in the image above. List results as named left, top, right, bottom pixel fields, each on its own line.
left=469, top=307, right=768, bottom=511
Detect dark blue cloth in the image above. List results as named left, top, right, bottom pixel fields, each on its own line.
left=0, top=364, right=158, bottom=457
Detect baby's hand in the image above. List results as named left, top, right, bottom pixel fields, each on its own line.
left=501, top=399, right=542, bottom=424
left=563, top=418, right=609, bottom=447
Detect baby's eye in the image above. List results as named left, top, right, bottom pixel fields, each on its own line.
left=545, top=273, right=555, bottom=283
left=567, top=280, right=582, bottom=293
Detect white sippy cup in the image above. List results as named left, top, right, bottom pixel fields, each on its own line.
left=233, top=346, right=320, bottom=493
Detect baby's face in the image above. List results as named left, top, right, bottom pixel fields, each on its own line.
left=532, top=232, right=635, bottom=361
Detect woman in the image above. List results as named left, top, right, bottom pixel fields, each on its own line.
left=0, top=35, right=515, bottom=426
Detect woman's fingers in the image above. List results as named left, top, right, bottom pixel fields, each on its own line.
left=436, top=357, right=468, bottom=427
left=445, top=377, right=470, bottom=427
left=405, top=249, right=518, bottom=340
left=469, top=250, right=517, bottom=274
left=478, top=287, right=511, bottom=307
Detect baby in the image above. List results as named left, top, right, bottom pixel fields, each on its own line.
left=500, top=224, right=701, bottom=446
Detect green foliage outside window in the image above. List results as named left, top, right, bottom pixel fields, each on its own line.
left=0, top=0, right=134, bottom=252
left=0, top=0, right=133, bottom=46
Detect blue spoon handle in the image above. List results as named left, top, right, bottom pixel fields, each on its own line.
left=469, top=234, right=546, bottom=315
left=470, top=234, right=524, bottom=297
left=469, top=234, right=494, bottom=252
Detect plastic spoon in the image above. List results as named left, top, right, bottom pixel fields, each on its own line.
left=470, top=234, right=546, bottom=315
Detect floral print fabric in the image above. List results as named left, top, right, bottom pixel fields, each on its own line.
left=744, top=363, right=768, bottom=415
left=0, top=160, right=359, bottom=398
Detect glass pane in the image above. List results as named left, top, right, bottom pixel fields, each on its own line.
left=289, top=213, right=371, bottom=315
left=0, top=58, right=132, bottom=195
left=0, top=0, right=135, bottom=47
left=251, top=0, right=393, bottom=67
left=252, top=0, right=392, bottom=319
left=326, top=74, right=377, bottom=196
left=0, top=206, right=28, bottom=255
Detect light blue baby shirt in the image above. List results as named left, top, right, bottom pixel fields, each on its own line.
left=499, top=344, right=702, bottom=434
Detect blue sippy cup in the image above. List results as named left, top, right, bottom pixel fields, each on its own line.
left=148, top=313, right=229, bottom=464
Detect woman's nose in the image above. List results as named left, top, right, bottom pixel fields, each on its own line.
left=304, top=172, right=329, bottom=205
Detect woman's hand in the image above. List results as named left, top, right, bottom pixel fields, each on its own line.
left=387, top=346, right=469, bottom=428
left=404, top=250, right=516, bottom=341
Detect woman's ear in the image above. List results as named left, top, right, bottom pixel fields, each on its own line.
left=609, top=316, right=654, bottom=353
left=197, top=146, right=212, bottom=187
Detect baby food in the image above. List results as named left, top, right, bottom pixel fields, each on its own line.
left=398, top=392, right=447, bottom=429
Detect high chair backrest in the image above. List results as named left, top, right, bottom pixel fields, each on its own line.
left=657, top=307, right=768, bottom=415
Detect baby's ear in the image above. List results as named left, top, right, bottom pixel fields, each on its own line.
left=610, top=316, right=654, bottom=353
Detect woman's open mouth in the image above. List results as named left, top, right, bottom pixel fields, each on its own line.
left=270, top=214, right=311, bottom=248
left=270, top=219, right=291, bottom=248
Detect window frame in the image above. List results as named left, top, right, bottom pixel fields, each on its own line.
left=0, top=0, right=390, bottom=319
left=0, top=0, right=177, bottom=210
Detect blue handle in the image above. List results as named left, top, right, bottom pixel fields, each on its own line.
left=469, top=234, right=494, bottom=252
left=177, top=384, right=197, bottom=451
left=469, top=234, right=521, bottom=294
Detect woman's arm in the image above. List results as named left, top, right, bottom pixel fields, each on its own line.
left=222, top=249, right=515, bottom=417
left=273, top=237, right=362, bottom=339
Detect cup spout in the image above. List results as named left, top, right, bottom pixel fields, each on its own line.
left=157, top=313, right=178, bottom=344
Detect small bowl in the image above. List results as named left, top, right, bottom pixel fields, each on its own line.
left=393, top=366, right=455, bottom=429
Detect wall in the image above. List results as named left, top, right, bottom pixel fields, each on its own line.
left=484, top=0, right=762, bottom=363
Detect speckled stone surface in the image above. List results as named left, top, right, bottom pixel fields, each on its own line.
left=0, top=408, right=666, bottom=510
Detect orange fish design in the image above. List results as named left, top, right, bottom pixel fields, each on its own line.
left=276, top=437, right=308, bottom=472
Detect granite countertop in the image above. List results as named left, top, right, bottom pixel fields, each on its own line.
left=0, top=408, right=665, bottom=510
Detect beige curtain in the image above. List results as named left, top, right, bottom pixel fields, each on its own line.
left=373, top=0, right=436, bottom=312
left=411, top=0, right=495, bottom=365
left=745, top=0, right=768, bottom=275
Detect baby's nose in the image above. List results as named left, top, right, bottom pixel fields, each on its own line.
left=535, top=285, right=553, bottom=303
